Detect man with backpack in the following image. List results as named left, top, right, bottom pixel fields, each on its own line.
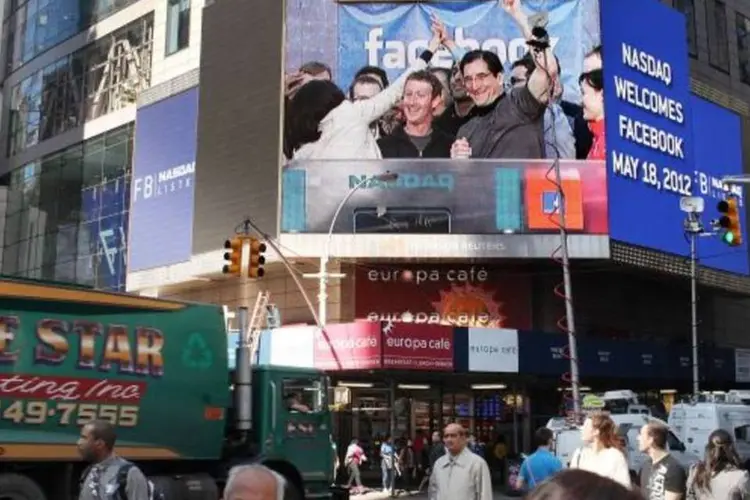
left=78, top=419, right=154, bottom=500
left=515, top=427, right=563, bottom=491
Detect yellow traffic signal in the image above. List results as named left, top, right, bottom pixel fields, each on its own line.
left=223, top=238, right=243, bottom=276
left=717, top=196, right=743, bottom=246
left=248, top=238, right=267, bottom=278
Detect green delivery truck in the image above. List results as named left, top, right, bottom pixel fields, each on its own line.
left=0, top=277, right=338, bottom=500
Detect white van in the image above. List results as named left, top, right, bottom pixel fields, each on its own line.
left=547, top=414, right=698, bottom=483
left=669, top=395, right=750, bottom=466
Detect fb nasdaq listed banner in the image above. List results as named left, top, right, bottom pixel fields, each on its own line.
left=602, top=0, right=728, bottom=268
left=129, top=88, right=198, bottom=272
left=336, top=0, right=600, bottom=104
left=690, top=97, right=747, bottom=274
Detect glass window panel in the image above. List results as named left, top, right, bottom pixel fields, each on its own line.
left=18, top=208, right=40, bottom=241
left=57, top=148, right=84, bottom=227
left=5, top=11, right=147, bottom=155
left=8, top=168, right=20, bottom=188
left=21, top=160, right=40, bottom=179
left=77, top=219, right=98, bottom=257
left=54, top=257, right=76, bottom=282
left=105, top=126, right=130, bottom=147
left=674, top=0, right=697, bottom=55
left=2, top=243, right=20, bottom=275
left=55, top=223, right=78, bottom=262
left=41, top=230, right=58, bottom=268
left=24, top=266, right=41, bottom=279
left=737, top=14, right=750, bottom=85
left=21, top=0, right=37, bottom=64
left=102, top=137, right=128, bottom=180
left=5, top=0, right=141, bottom=71
left=98, top=213, right=126, bottom=281
left=708, top=1, right=730, bottom=72
left=17, top=235, right=40, bottom=271
left=82, top=136, right=105, bottom=188
left=100, top=178, right=127, bottom=218
left=21, top=174, right=40, bottom=211
left=166, top=0, right=190, bottom=55
left=5, top=188, right=22, bottom=214
left=120, top=209, right=129, bottom=272
left=75, top=254, right=95, bottom=287
left=3, top=211, right=21, bottom=246
left=40, top=261, right=55, bottom=281
left=38, top=153, right=61, bottom=233
left=80, top=185, right=101, bottom=223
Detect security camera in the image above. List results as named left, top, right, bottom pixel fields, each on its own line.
left=680, top=196, right=705, bottom=214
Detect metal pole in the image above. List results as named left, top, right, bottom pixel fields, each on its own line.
left=235, top=306, right=252, bottom=431
left=316, top=180, right=368, bottom=327
left=690, top=231, right=700, bottom=396
left=303, top=173, right=397, bottom=327
left=241, top=218, right=322, bottom=327
left=318, top=256, right=328, bottom=327
left=553, top=159, right=581, bottom=418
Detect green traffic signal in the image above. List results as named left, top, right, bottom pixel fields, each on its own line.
left=723, top=231, right=736, bottom=244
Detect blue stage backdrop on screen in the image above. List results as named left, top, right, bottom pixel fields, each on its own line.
left=129, top=88, right=198, bottom=272
left=337, top=0, right=599, bottom=105
left=602, top=0, right=748, bottom=275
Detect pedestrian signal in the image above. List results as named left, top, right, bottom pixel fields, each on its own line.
left=248, top=238, right=266, bottom=278
left=223, top=238, right=243, bottom=276
left=717, top=196, right=742, bottom=246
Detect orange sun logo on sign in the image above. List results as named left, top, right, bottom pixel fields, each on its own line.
left=431, top=284, right=505, bottom=327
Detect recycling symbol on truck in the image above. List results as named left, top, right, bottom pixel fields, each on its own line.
left=182, top=333, right=214, bottom=370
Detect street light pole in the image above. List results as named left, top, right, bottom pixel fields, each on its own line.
left=681, top=196, right=706, bottom=396
left=303, top=172, right=398, bottom=327
left=688, top=225, right=700, bottom=396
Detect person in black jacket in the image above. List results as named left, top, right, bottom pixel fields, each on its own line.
left=377, top=71, right=453, bottom=158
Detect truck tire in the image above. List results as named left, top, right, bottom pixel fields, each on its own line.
left=0, top=473, right=46, bottom=500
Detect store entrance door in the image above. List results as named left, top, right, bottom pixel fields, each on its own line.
left=350, top=389, right=392, bottom=479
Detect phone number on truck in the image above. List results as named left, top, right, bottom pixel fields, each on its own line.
left=0, top=400, right=139, bottom=427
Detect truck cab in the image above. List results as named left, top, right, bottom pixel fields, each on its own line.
left=250, top=365, right=334, bottom=498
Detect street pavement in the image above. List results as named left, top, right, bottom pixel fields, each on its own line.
left=351, top=489, right=515, bottom=499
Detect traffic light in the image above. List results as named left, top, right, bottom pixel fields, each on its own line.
left=223, top=237, right=243, bottom=276
left=717, top=196, right=743, bottom=246
left=248, top=238, right=267, bottom=278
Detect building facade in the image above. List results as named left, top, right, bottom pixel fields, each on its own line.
left=0, top=0, right=748, bottom=454
left=0, top=0, right=202, bottom=290
left=0, top=0, right=748, bottom=368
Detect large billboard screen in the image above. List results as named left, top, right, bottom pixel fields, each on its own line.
left=601, top=0, right=748, bottom=275
left=129, top=88, right=198, bottom=272
left=282, top=0, right=607, bottom=259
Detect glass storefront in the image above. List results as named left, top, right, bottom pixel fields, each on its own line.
left=7, top=13, right=153, bottom=156
left=3, top=0, right=142, bottom=71
left=1, top=123, right=133, bottom=290
left=332, top=379, right=530, bottom=458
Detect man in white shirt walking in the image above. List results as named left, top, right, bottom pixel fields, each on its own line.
left=428, top=423, right=493, bottom=500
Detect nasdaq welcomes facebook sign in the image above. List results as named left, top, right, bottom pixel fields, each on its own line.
left=602, top=0, right=748, bottom=275
left=129, top=88, right=199, bottom=272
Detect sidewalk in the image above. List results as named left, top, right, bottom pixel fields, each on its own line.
left=345, top=489, right=514, bottom=499
left=351, top=489, right=421, bottom=499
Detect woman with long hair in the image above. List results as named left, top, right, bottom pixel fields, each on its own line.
left=569, top=412, right=631, bottom=488
left=286, top=22, right=443, bottom=160
left=687, top=429, right=750, bottom=499
left=526, top=469, right=643, bottom=500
